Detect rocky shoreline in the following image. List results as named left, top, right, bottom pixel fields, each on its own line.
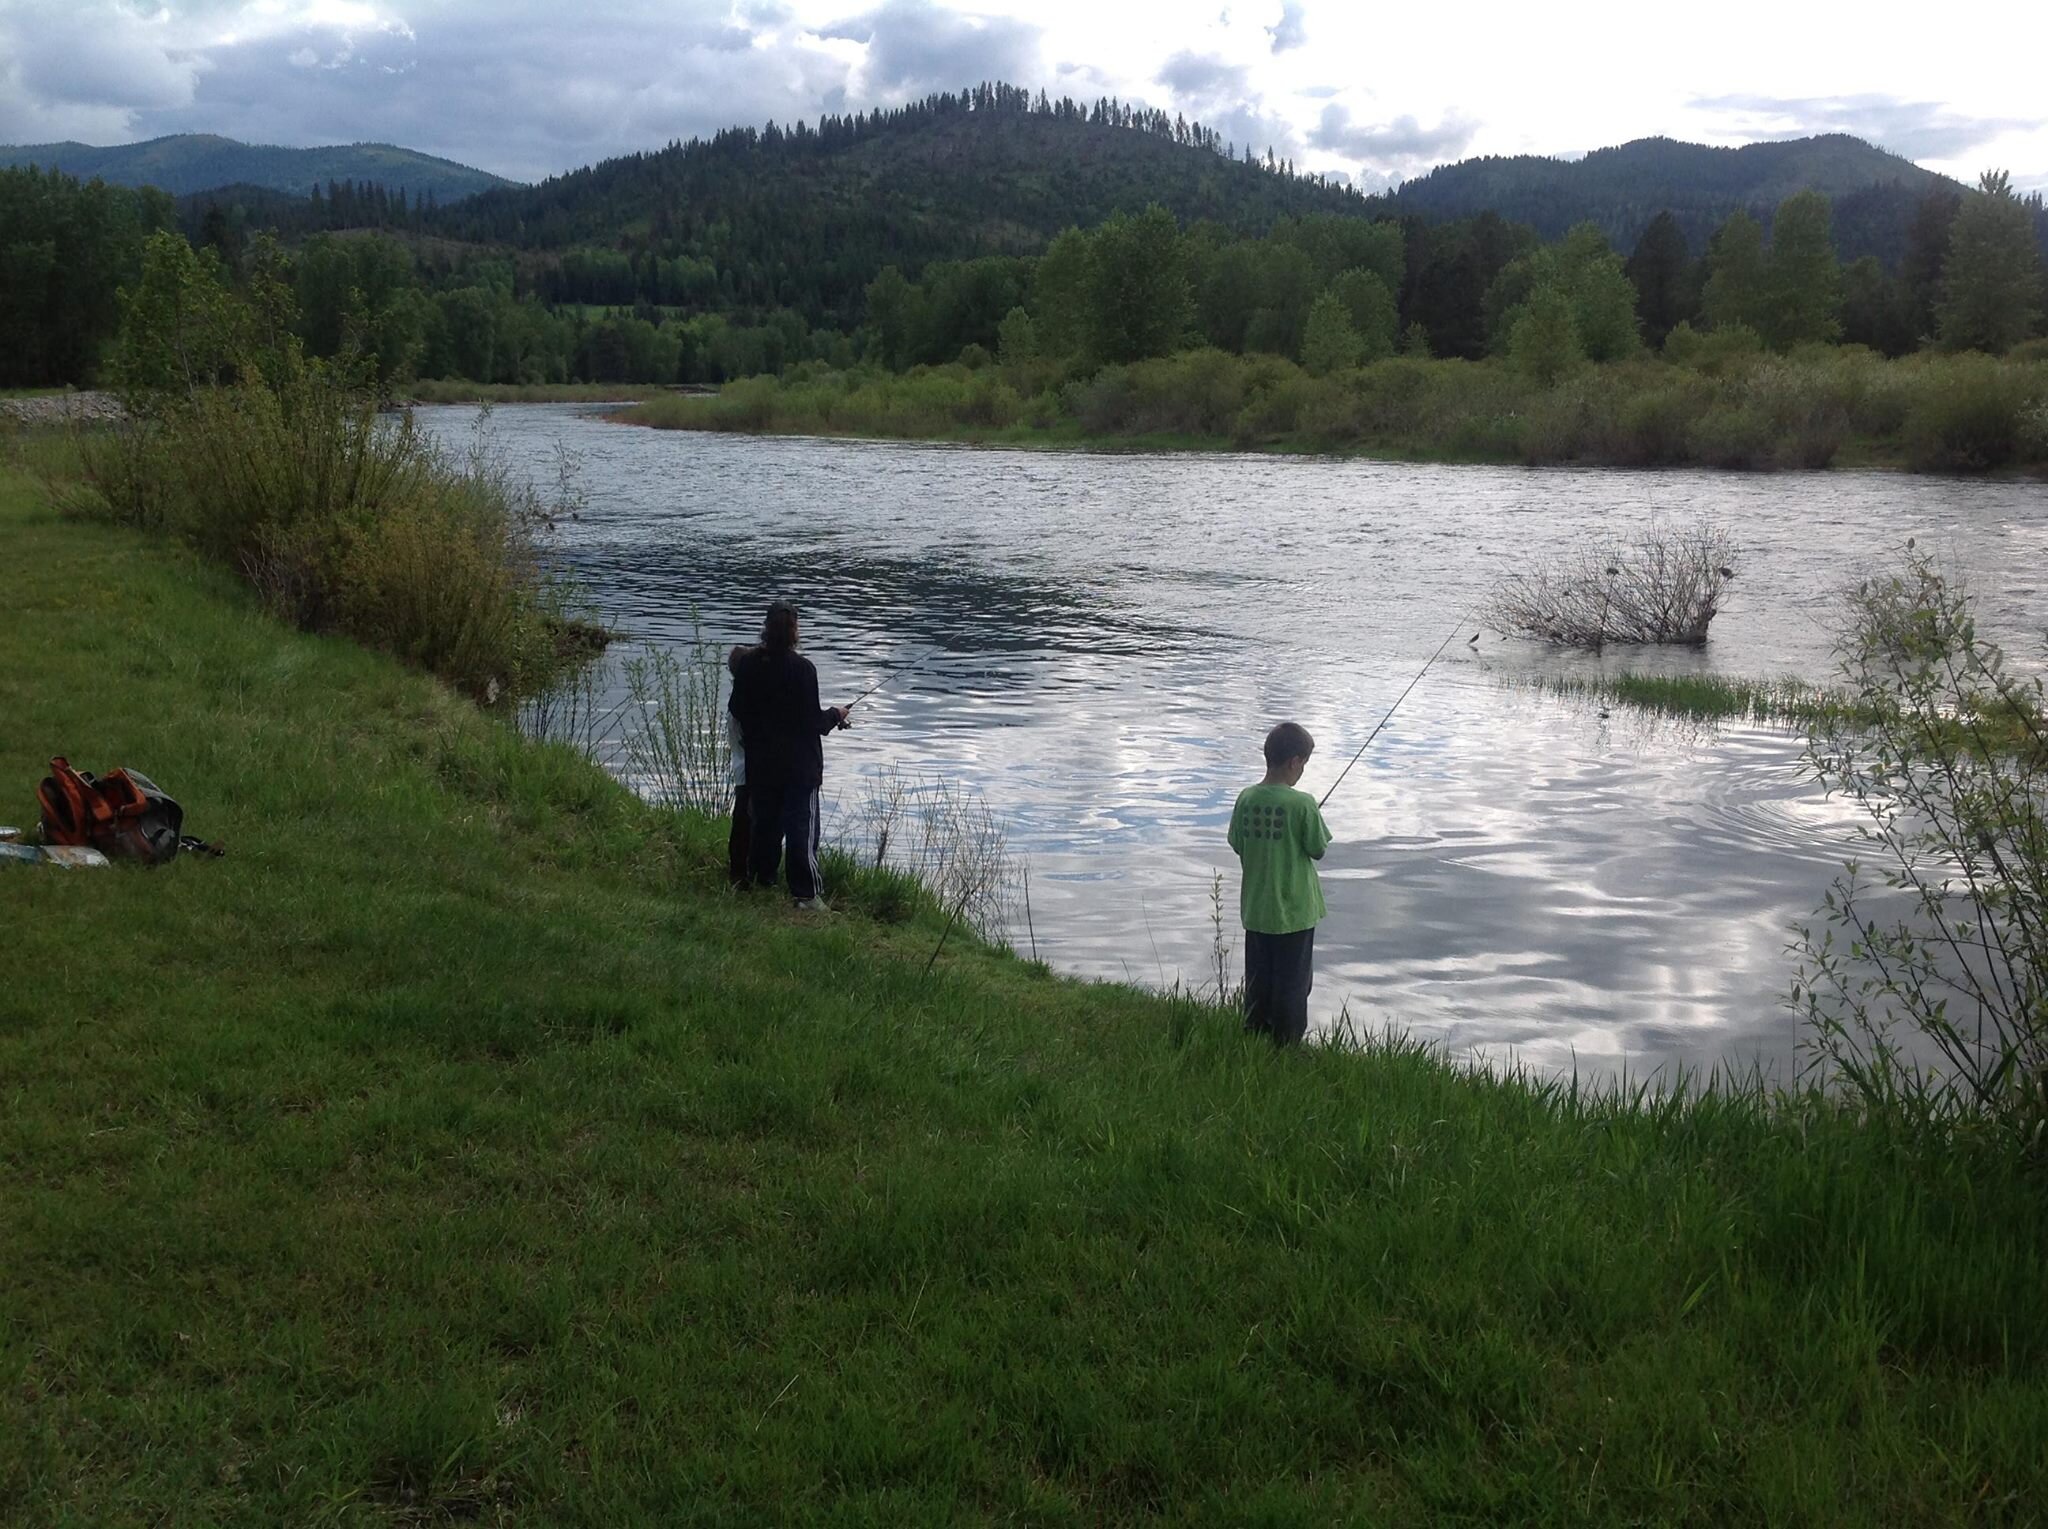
left=0, top=391, right=124, bottom=426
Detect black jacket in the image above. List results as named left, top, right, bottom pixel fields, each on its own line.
left=728, top=647, right=839, bottom=789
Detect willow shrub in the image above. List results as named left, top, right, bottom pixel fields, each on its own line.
left=72, top=362, right=562, bottom=705
left=626, top=347, right=2048, bottom=476
left=1796, top=554, right=2048, bottom=1141
left=1900, top=354, right=2048, bottom=472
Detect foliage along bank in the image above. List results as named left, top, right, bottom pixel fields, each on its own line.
left=620, top=344, right=2048, bottom=475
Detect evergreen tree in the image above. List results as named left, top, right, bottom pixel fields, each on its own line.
left=1195, top=242, right=1262, bottom=352
left=1624, top=211, right=1694, bottom=346
left=1938, top=171, right=2042, bottom=354
left=1900, top=188, right=1961, bottom=342
left=1701, top=210, right=1768, bottom=334
left=1840, top=256, right=1915, bottom=356
left=1760, top=191, right=1842, bottom=349
left=864, top=264, right=915, bottom=368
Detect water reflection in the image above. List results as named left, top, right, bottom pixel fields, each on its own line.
left=419, top=405, right=2048, bottom=1079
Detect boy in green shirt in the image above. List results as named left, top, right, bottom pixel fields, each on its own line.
left=1226, top=722, right=1332, bottom=1046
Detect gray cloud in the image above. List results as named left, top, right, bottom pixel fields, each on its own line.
left=1688, top=92, right=2038, bottom=160
left=1151, top=49, right=1302, bottom=161
left=822, top=0, right=1042, bottom=96
left=1309, top=103, right=1476, bottom=165
left=0, top=0, right=884, bottom=180
left=1155, top=50, right=1249, bottom=108
left=1267, top=1, right=1306, bottom=52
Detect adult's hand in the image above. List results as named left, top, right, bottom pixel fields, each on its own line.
left=834, top=705, right=853, bottom=729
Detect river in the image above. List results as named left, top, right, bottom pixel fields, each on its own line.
left=417, top=404, right=2048, bottom=1080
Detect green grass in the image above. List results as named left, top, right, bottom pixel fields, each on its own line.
left=1555, top=671, right=2047, bottom=761
left=1544, top=672, right=1841, bottom=723
left=3, top=457, right=2046, bottom=1522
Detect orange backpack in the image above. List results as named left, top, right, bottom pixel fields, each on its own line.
left=37, top=757, right=186, bottom=865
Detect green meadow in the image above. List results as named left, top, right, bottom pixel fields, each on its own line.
left=2, top=448, right=2045, bottom=1523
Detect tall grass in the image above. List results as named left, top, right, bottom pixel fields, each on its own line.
left=616, top=639, right=733, bottom=817
left=1541, top=672, right=1838, bottom=723
left=620, top=347, right=2048, bottom=474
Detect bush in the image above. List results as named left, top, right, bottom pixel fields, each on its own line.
left=1483, top=520, right=1737, bottom=647
left=71, top=283, right=566, bottom=703
left=1687, top=403, right=1777, bottom=469
left=1737, top=361, right=1849, bottom=468
left=1902, top=356, right=2040, bottom=471
left=1796, top=554, right=2048, bottom=1140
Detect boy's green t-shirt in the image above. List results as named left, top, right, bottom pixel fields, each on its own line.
left=1227, top=782, right=1332, bottom=934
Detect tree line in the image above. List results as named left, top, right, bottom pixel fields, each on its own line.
left=4, top=154, right=2040, bottom=393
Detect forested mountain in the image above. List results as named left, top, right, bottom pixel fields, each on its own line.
left=1389, top=135, right=1958, bottom=265
left=416, top=85, right=1365, bottom=326
left=0, top=134, right=510, bottom=202
left=11, top=81, right=2043, bottom=391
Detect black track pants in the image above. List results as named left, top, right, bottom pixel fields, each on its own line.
left=748, top=780, right=823, bottom=901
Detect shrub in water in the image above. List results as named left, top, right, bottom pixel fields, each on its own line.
left=1484, top=520, right=1737, bottom=647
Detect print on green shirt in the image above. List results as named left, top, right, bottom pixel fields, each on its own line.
left=1226, top=782, right=1332, bottom=934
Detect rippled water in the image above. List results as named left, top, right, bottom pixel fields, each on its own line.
left=418, top=404, right=2048, bottom=1078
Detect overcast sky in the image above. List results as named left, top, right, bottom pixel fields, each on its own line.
left=3, top=0, right=2044, bottom=191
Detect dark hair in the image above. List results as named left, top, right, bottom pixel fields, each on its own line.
left=1263, top=721, right=1315, bottom=768
left=760, top=601, right=799, bottom=653
left=726, top=644, right=754, bottom=675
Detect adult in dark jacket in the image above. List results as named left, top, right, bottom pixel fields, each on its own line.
left=727, top=601, right=850, bottom=908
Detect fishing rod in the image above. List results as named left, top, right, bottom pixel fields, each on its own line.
left=1318, top=622, right=1467, bottom=809
left=847, top=646, right=943, bottom=708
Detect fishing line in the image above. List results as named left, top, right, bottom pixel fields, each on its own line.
left=1318, top=621, right=1467, bottom=809
left=848, top=646, right=943, bottom=707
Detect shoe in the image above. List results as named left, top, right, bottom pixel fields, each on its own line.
left=793, top=896, right=831, bottom=912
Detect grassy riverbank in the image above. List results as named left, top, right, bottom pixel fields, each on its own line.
left=4, top=455, right=2046, bottom=1521
left=618, top=348, right=2048, bottom=474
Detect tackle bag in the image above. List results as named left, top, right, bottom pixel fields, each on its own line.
left=37, top=757, right=186, bottom=865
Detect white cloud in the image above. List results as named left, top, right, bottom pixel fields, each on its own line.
left=0, top=0, right=2040, bottom=187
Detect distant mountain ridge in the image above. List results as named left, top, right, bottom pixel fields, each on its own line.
left=0, top=133, right=513, bottom=203
left=1389, top=133, right=1963, bottom=262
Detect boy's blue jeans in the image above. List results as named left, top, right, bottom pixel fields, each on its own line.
left=1244, top=928, right=1314, bottom=1046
